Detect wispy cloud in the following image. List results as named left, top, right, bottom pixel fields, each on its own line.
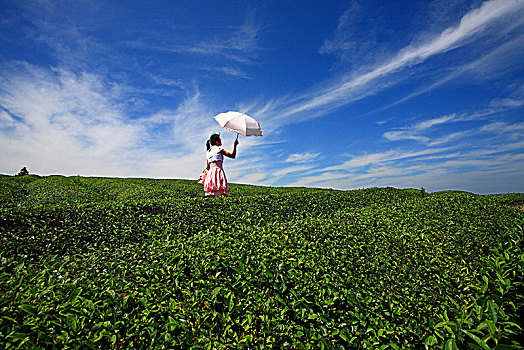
left=262, top=0, right=524, bottom=125
left=0, top=62, right=216, bottom=178
left=382, top=91, right=524, bottom=147
left=147, top=73, right=185, bottom=88
left=189, top=18, right=260, bottom=63
left=318, top=2, right=366, bottom=64
left=273, top=165, right=314, bottom=177
left=317, top=147, right=452, bottom=173
left=378, top=32, right=524, bottom=112
left=490, top=98, right=524, bottom=108
left=199, top=65, right=251, bottom=79
left=287, top=147, right=524, bottom=193
left=234, top=172, right=268, bottom=186
left=18, top=1, right=262, bottom=89
left=128, top=13, right=261, bottom=68
left=286, top=171, right=349, bottom=188
left=285, top=109, right=524, bottom=192
left=0, top=63, right=139, bottom=175
left=285, top=152, right=322, bottom=164
left=0, top=108, right=16, bottom=127
left=383, top=114, right=456, bottom=144
left=480, top=121, right=524, bottom=138
left=490, top=83, right=524, bottom=108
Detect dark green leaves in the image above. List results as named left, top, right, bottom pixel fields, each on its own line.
left=1, top=176, right=523, bottom=349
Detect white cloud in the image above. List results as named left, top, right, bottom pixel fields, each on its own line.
left=266, top=0, right=524, bottom=124
left=376, top=33, right=524, bottom=112
left=383, top=93, right=524, bottom=147
left=285, top=152, right=322, bottom=164
left=327, top=151, right=397, bottom=170
left=0, top=109, right=16, bottom=127
left=317, top=147, right=452, bottom=173
left=288, top=125, right=524, bottom=192
left=128, top=13, right=261, bottom=69
left=291, top=149, right=524, bottom=194
left=200, top=65, right=250, bottom=79
left=234, top=172, right=268, bottom=186
left=318, top=2, right=362, bottom=59
left=383, top=131, right=429, bottom=143
left=273, top=165, right=314, bottom=177
left=427, top=131, right=470, bottom=147
left=416, top=114, right=456, bottom=130
left=0, top=64, right=140, bottom=175
left=286, top=172, right=349, bottom=188
left=383, top=114, right=456, bottom=143
left=490, top=84, right=524, bottom=108
left=480, top=121, right=524, bottom=136
left=490, top=98, right=524, bottom=108
left=0, top=62, right=221, bottom=179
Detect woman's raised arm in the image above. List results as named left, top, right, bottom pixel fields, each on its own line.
left=221, top=139, right=239, bottom=159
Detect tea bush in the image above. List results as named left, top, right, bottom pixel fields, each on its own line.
left=0, top=175, right=523, bottom=349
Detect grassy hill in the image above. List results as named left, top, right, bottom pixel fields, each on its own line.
left=1, top=175, right=523, bottom=349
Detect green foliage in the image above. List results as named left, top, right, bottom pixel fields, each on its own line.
left=1, top=175, right=523, bottom=349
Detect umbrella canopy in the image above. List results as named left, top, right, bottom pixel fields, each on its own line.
left=213, top=111, right=263, bottom=137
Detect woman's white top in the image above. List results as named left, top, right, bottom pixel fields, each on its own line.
left=206, top=145, right=224, bottom=162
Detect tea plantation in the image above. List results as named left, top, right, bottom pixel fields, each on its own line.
left=1, top=175, right=523, bottom=349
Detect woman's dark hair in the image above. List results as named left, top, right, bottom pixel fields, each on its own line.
left=206, top=133, right=221, bottom=150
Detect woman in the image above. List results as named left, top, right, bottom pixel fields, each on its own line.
left=204, top=133, right=238, bottom=197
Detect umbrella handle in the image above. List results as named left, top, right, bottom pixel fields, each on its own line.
left=236, top=134, right=239, bottom=140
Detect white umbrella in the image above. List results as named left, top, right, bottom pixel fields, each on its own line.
left=213, top=111, right=263, bottom=137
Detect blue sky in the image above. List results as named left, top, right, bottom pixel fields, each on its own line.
left=1, top=0, right=523, bottom=194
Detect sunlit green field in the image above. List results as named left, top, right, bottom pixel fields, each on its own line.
left=1, top=175, right=523, bottom=349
